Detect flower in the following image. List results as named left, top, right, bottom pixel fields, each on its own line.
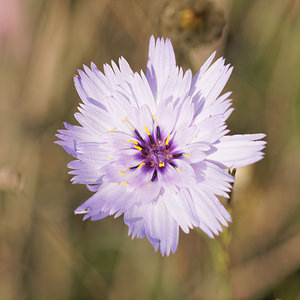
left=56, top=36, right=266, bottom=256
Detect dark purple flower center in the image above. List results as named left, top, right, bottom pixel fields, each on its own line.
left=130, top=126, right=183, bottom=181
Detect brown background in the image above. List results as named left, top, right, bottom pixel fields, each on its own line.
left=0, top=0, right=299, bottom=299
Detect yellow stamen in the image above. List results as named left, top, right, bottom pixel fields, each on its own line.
left=152, top=115, right=157, bottom=126
left=123, top=117, right=134, bottom=129
left=165, top=135, right=170, bottom=146
left=137, top=162, right=145, bottom=169
left=89, top=156, right=96, bottom=163
left=183, top=153, right=191, bottom=159
left=74, top=74, right=79, bottom=78
left=159, top=162, right=165, bottom=167
left=128, top=140, right=138, bottom=145
left=175, top=167, right=182, bottom=174
left=123, top=181, right=128, bottom=185
left=110, top=128, right=115, bottom=132
left=134, top=145, right=142, bottom=151
left=119, top=168, right=129, bottom=175
left=145, top=126, right=151, bottom=136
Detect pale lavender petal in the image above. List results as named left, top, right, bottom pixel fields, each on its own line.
left=146, top=36, right=177, bottom=102
left=208, top=134, right=266, bottom=168
left=124, top=204, right=146, bottom=239
left=75, top=182, right=134, bottom=219
left=144, top=198, right=179, bottom=256
left=189, top=188, right=226, bottom=236
left=193, top=161, right=234, bottom=198
left=162, top=188, right=193, bottom=233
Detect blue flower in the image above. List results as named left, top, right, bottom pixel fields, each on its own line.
left=56, top=36, right=266, bottom=256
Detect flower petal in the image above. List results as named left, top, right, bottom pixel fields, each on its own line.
left=124, top=204, right=146, bottom=239
left=193, top=161, right=234, bottom=198
left=74, top=183, right=134, bottom=219
left=162, top=188, right=193, bottom=233
left=188, top=187, right=229, bottom=237
left=144, top=198, right=179, bottom=256
left=191, top=56, right=233, bottom=107
left=208, top=134, right=266, bottom=168
left=146, top=36, right=177, bottom=103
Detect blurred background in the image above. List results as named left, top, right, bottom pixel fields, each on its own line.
left=0, top=0, right=299, bottom=299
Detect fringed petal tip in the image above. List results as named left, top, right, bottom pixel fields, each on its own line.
left=74, top=208, right=89, bottom=215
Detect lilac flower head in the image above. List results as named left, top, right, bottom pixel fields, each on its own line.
left=56, top=36, right=266, bottom=256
